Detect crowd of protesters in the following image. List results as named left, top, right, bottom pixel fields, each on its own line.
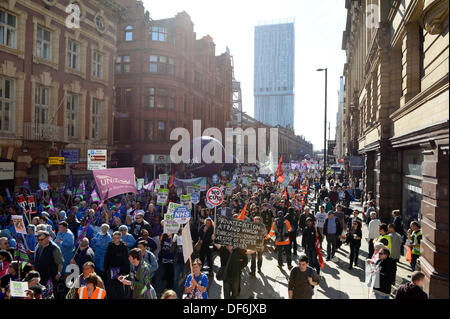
left=0, top=164, right=426, bottom=299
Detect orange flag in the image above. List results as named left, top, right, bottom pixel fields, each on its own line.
left=237, top=199, right=249, bottom=220
left=169, top=171, right=175, bottom=188
left=277, top=174, right=285, bottom=184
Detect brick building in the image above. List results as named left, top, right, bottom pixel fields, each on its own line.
left=112, top=0, right=232, bottom=178
left=341, top=0, right=448, bottom=297
left=0, top=0, right=122, bottom=190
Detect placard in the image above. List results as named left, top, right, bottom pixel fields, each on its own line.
left=191, top=193, right=200, bottom=205
left=180, top=194, right=192, bottom=209
left=214, top=215, right=266, bottom=250
left=157, top=189, right=169, bottom=205
left=136, top=178, right=144, bottom=190
left=9, top=280, right=28, bottom=297
left=206, top=187, right=223, bottom=207
left=163, top=213, right=180, bottom=234
left=173, top=206, right=191, bottom=224
left=12, top=215, right=26, bottom=234
left=159, top=174, right=169, bottom=186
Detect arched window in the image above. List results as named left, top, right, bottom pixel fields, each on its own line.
left=125, top=25, right=133, bottom=41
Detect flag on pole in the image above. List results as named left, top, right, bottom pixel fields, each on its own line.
left=13, top=242, right=30, bottom=262
left=47, top=198, right=56, bottom=212
left=90, top=189, right=100, bottom=203
left=169, top=170, right=175, bottom=189
left=237, top=199, right=249, bottom=220
left=75, top=180, right=85, bottom=196
left=143, top=180, right=154, bottom=191
left=73, top=217, right=94, bottom=252
left=284, top=187, right=290, bottom=208
left=315, top=226, right=324, bottom=269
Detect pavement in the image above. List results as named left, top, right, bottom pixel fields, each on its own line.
left=204, top=195, right=411, bottom=299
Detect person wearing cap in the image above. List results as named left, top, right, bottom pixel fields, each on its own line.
left=267, top=211, right=293, bottom=270
left=34, top=230, right=64, bottom=287
left=40, top=211, right=55, bottom=230
left=119, top=225, right=136, bottom=249
left=59, top=210, right=67, bottom=221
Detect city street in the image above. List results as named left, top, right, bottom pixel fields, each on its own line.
left=206, top=198, right=411, bottom=299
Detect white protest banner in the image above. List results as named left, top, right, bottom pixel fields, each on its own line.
left=192, top=184, right=201, bottom=193
left=157, top=189, right=169, bottom=205
left=257, top=177, right=265, bottom=185
left=212, top=174, right=219, bottom=184
left=186, top=186, right=194, bottom=195
left=182, top=223, right=193, bottom=264
left=10, top=280, right=28, bottom=297
left=12, top=215, right=26, bottom=234
left=173, top=206, right=191, bottom=224
left=287, top=185, right=294, bottom=195
left=180, top=194, right=192, bottom=209
left=163, top=213, right=180, bottom=234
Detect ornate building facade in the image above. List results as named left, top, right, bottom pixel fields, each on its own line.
left=341, top=0, right=448, bottom=298
left=113, top=0, right=232, bottom=178
left=0, top=0, right=122, bottom=190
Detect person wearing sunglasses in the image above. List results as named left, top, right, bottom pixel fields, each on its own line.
left=373, top=248, right=395, bottom=299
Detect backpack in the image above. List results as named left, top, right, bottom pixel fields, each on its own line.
left=292, top=266, right=315, bottom=289
left=274, top=218, right=287, bottom=242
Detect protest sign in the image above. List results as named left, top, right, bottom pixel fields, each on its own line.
left=15, top=194, right=27, bottom=211
left=214, top=215, right=266, bottom=250
left=181, top=223, right=193, bottom=264
left=225, top=183, right=233, bottom=195
left=157, top=189, right=169, bottom=205
left=191, top=193, right=200, bottom=205
left=252, top=185, right=258, bottom=194
left=270, top=176, right=275, bottom=183
left=136, top=178, right=144, bottom=190
left=26, top=195, right=36, bottom=213
left=180, top=194, right=192, bottom=209
left=287, top=185, right=294, bottom=195
left=167, top=202, right=182, bottom=215
left=173, top=206, right=191, bottom=224
left=212, top=174, right=219, bottom=184
left=206, top=187, right=223, bottom=207
left=93, top=168, right=137, bottom=201
left=9, top=280, right=28, bottom=297
left=186, top=186, right=194, bottom=195
left=192, top=184, right=201, bottom=193
left=163, top=213, right=180, bottom=234
left=39, top=182, right=49, bottom=191
left=12, top=215, right=26, bottom=234
left=159, top=174, right=169, bottom=186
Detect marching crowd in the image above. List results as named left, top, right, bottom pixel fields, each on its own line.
left=0, top=167, right=427, bottom=300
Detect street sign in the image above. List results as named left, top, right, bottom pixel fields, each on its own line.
left=61, top=149, right=79, bottom=164
left=48, top=157, right=65, bottom=165
left=206, top=187, right=223, bottom=207
left=88, top=150, right=107, bottom=170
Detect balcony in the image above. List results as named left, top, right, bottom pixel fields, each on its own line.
left=23, top=122, right=65, bottom=143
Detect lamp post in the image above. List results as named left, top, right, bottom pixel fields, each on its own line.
left=317, top=68, right=327, bottom=186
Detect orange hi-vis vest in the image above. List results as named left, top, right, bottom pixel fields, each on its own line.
left=78, top=286, right=106, bottom=299
left=267, top=219, right=292, bottom=245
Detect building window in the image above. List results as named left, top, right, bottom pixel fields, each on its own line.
left=0, top=10, right=16, bottom=49
left=92, top=51, right=103, bottom=78
left=67, top=38, right=80, bottom=70
left=0, top=77, right=14, bottom=132
left=157, top=120, right=165, bottom=140
left=150, top=26, right=168, bottom=42
left=94, top=14, right=106, bottom=33
left=125, top=25, right=133, bottom=41
left=194, top=72, right=202, bottom=90
left=91, top=98, right=101, bottom=139
left=144, top=120, right=154, bottom=141
left=36, top=26, right=51, bottom=60
left=66, top=94, right=78, bottom=138
left=125, top=88, right=132, bottom=107
left=146, top=88, right=155, bottom=108
left=115, top=55, right=130, bottom=74
left=35, top=85, right=50, bottom=124
left=157, top=89, right=166, bottom=108
left=402, top=149, right=424, bottom=225
left=149, top=55, right=174, bottom=75
left=169, top=90, right=175, bottom=110
left=115, top=88, right=121, bottom=107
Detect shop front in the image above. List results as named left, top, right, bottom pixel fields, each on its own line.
left=401, top=149, right=424, bottom=226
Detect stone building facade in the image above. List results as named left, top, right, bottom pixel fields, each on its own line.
left=113, top=0, right=232, bottom=178
left=341, top=0, right=448, bottom=298
left=0, top=0, right=122, bottom=190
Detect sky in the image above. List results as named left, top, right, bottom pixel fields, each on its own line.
left=143, top=0, right=347, bottom=151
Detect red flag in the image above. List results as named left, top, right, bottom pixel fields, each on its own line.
left=315, top=226, right=324, bottom=269
left=169, top=170, right=175, bottom=188
left=277, top=174, right=285, bottom=184
left=237, top=199, right=249, bottom=220
left=276, top=154, right=283, bottom=177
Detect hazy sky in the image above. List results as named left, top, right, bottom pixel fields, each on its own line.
left=143, top=0, right=347, bottom=150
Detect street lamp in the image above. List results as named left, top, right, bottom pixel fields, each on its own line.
left=317, top=68, right=327, bottom=186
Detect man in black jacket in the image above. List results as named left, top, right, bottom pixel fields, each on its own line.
left=395, top=271, right=428, bottom=299
left=130, top=213, right=152, bottom=240
left=301, top=218, right=320, bottom=274
left=103, top=231, right=130, bottom=299
left=71, top=237, right=95, bottom=271
left=260, top=203, right=273, bottom=233
left=285, top=207, right=300, bottom=256
left=299, top=206, right=315, bottom=234
left=373, top=248, right=395, bottom=299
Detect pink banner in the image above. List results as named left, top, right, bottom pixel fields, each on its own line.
left=93, top=168, right=137, bottom=201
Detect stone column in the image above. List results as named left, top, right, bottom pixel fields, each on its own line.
left=420, top=141, right=449, bottom=298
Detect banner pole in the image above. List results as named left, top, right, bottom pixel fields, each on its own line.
left=21, top=233, right=29, bottom=251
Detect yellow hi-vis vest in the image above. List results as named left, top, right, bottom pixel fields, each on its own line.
left=377, top=234, right=392, bottom=253
left=411, top=230, right=422, bottom=255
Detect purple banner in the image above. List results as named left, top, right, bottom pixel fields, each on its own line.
left=93, top=168, right=137, bottom=201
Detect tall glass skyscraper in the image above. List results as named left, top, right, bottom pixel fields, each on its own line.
left=254, top=20, right=295, bottom=129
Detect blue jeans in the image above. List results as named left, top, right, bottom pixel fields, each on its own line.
left=374, top=292, right=389, bottom=299
left=173, top=262, right=185, bottom=291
